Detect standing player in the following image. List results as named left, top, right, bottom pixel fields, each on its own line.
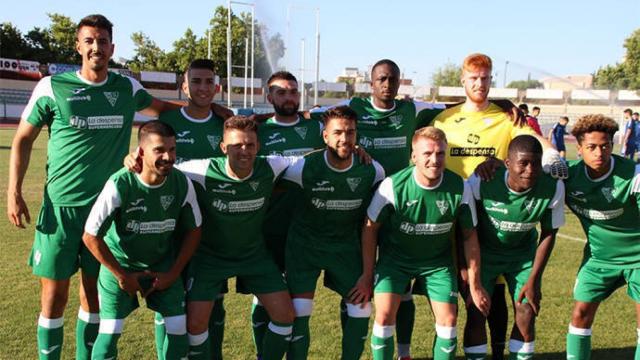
left=4, top=14, right=227, bottom=360
left=430, top=53, right=565, bottom=360
left=283, top=106, right=385, bottom=359
left=82, top=121, right=201, bottom=359
left=364, top=127, right=490, bottom=360
left=176, top=117, right=295, bottom=360
left=548, top=116, right=569, bottom=159
left=621, top=111, right=640, bottom=161
left=564, top=114, right=640, bottom=360
left=463, top=135, right=564, bottom=360
left=249, top=71, right=325, bottom=358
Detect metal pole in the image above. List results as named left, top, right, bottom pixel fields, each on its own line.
left=207, top=29, right=211, bottom=60
left=250, top=5, right=255, bottom=107
left=227, top=0, right=232, bottom=107
left=314, top=8, right=320, bottom=106
left=286, top=5, right=291, bottom=72
left=503, top=60, right=509, bottom=88
left=300, top=38, right=306, bottom=110
left=244, top=37, right=249, bottom=108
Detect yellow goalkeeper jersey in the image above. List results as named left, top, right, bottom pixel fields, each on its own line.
left=431, top=103, right=536, bottom=178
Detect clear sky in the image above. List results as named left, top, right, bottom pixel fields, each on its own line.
left=3, top=0, right=638, bottom=87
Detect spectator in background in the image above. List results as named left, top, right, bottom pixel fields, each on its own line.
left=622, top=112, right=640, bottom=161
left=519, top=104, right=543, bottom=136
left=620, top=108, right=633, bottom=145
left=548, top=116, right=570, bottom=159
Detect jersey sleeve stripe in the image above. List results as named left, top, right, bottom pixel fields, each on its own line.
left=282, top=157, right=305, bottom=187
left=462, top=181, right=478, bottom=226
left=366, top=177, right=394, bottom=221
left=550, top=179, right=566, bottom=229
left=183, top=177, right=202, bottom=227
left=175, top=159, right=209, bottom=189
left=21, top=77, right=54, bottom=126
left=84, top=179, right=121, bottom=236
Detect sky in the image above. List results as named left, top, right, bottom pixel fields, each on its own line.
left=3, top=0, right=639, bottom=87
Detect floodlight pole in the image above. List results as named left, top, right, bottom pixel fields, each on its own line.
left=300, top=38, right=305, bottom=110
left=314, top=8, right=320, bottom=106
left=226, top=0, right=232, bottom=107
left=503, top=60, right=509, bottom=88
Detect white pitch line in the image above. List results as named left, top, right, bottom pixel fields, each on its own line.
left=557, top=233, right=586, bottom=243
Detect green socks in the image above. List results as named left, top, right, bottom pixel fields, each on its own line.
left=76, top=309, right=99, bottom=360
left=396, top=294, right=415, bottom=358
left=566, top=325, right=591, bottom=360
left=371, top=323, right=395, bottom=360
left=507, top=339, right=534, bottom=360
left=37, top=315, right=64, bottom=360
left=209, top=296, right=226, bottom=360
left=433, top=324, right=457, bottom=360
left=251, top=296, right=269, bottom=358
left=188, top=330, right=210, bottom=360
left=343, top=302, right=371, bottom=360
left=261, top=321, right=293, bottom=360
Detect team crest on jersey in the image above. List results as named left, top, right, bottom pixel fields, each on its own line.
left=436, top=200, right=449, bottom=215
left=294, top=126, right=308, bottom=140
left=160, top=195, right=175, bottom=210
left=346, top=177, right=362, bottom=192
left=601, top=187, right=614, bottom=203
left=389, top=115, right=403, bottom=127
left=249, top=181, right=260, bottom=191
left=524, top=198, right=539, bottom=214
left=104, top=92, right=119, bottom=107
left=207, top=135, right=222, bottom=149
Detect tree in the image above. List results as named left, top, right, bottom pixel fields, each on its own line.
left=431, top=62, right=461, bottom=87
left=593, top=28, right=640, bottom=89
left=127, top=32, right=171, bottom=72
left=1, top=22, right=32, bottom=59
left=507, top=79, right=542, bottom=90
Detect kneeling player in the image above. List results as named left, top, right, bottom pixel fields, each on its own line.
left=463, top=135, right=565, bottom=359
left=82, top=121, right=202, bottom=359
left=282, top=106, right=385, bottom=359
left=565, top=115, right=640, bottom=359
left=176, top=117, right=295, bottom=360
left=363, top=127, right=490, bottom=360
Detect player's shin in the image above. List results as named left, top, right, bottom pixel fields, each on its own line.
left=76, top=308, right=100, bottom=360
left=289, top=298, right=313, bottom=360
left=635, top=328, right=640, bottom=360
left=251, top=296, right=269, bottom=357
left=261, top=321, right=293, bottom=360
left=209, top=295, right=226, bottom=360
left=371, top=323, right=395, bottom=360
left=187, top=330, right=210, bottom=359
left=154, top=313, right=166, bottom=360
left=507, top=340, right=534, bottom=360
left=92, top=319, right=123, bottom=360
left=463, top=344, right=487, bottom=360
left=395, top=292, right=415, bottom=359
left=433, top=324, right=457, bottom=360
left=566, top=324, right=591, bottom=360
left=37, top=314, right=64, bottom=360
left=163, top=315, right=188, bottom=360
left=343, top=302, right=371, bottom=360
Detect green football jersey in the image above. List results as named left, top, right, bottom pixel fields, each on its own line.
left=282, top=150, right=385, bottom=249
left=159, top=107, right=224, bottom=163
left=310, top=98, right=444, bottom=175
left=565, top=155, right=640, bottom=269
left=23, top=71, right=153, bottom=206
left=468, top=168, right=565, bottom=262
left=367, top=166, right=477, bottom=268
left=258, top=116, right=325, bottom=240
left=176, top=156, right=292, bottom=260
left=84, top=168, right=201, bottom=271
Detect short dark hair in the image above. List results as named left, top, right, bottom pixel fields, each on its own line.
left=76, top=14, right=113, bottom=41
left=518, top=104, right=529, bottom=112
left=508, top=135, right=542, bottom=156
left=185, top=59, right=215, bottom=76
left=267, top=71, right=298, bottom=89
left=138, top=120, right=176, bottom=143
left=224, top=115, right=258, bottom=135
left=624, top=108, right=633, bottom=115
left=571, top=114, right=618, bottom=144
left=371, top=59, right=400, bottom=77
left=560, top=116, right=569, bottom=122
left=634, top=112, right=640, bottom=116
left=532, top=106, right=540, bottom=112
left=322, top=105, right=358, bottom=127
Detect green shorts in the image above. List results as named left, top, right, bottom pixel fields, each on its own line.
left=29, top=198, right=99, bottom=280
left=481, top=257, right=533, bottom=302
left=286, top=242, right=362, bottom=297
left=573, top=261, right=640, bottom=303
left=186, top=251, right=287, bottom=302
left=373, top=257, right=458, bottom=304
left=98, top=266, right=185, bottom=319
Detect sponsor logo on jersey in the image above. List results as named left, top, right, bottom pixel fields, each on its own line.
left=450, top=147, right=495, bottom=157
left=66, top=95, right=91, bottom=102
left=126, top=198, right=147, bottom=213
left=373, top=136, right=406, bottom=149
left=466, top=133, right=480, bottom=144
left=125, top=219, right=176, bottom=234
left=72, top=87, right=87, bottom=95
left=359, top=136, right=374, bottom=148
left=283, top=148, right=313, bottom=156
left=311, top=198, right=362, bottom=210
left=207, top=135, right=222, bottom=150
left=454, top=117, right=466, bottom=123
left=436, top=200, right=449, bottom=215
left=212, top=197, right=265, bottom=213
left=177, top=131, right=191, bottom=137
left=294, top=126, right=308, bottom=140
left=346, top=177, right=362, bottom=192
left=266, top=132, right=286, bottom=146
left=486, top=201, right=508, bottom=214
left=601, top=187, right=614, bottom=203
left=406, top=199, right=418, bottom=207
left=568, top=190, right=587, bottom=203
left=211, top=183, right=236, bottom=195
left=69, top=115, right=124, bottom=130
left=176, top=131, right=195, bottom=144
left=249, top=181, right=260, bottom=191
left=160, top=195, right=174, bottom=210
left=312, top=180, right=335, bottom=192
left=104, top=91, right=119, bottom=107
left=489, top=216, right=536, bottom=232
left=399, top=221, right=453, bottom=235
left=568, top=204, right=624, bottom=220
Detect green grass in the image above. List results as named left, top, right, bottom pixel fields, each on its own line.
left=0, top=128, right=636, bottom=359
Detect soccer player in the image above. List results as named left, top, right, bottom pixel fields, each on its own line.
left=621, top=111, right=640, bottom=161
left=620, top=108, right=633, bottom=145
left=250, top=70, right=325, bottom=358
left=82, top=120, right=201, bottom=359
left=175, top=116, right=295, bottom=360
left=283, top=106, right=385, bottom=359
left=364, top=126, right=490, bottom=360
left=5, top=15, right=228, bottom=360
left=548, top=116, right=569, bottom=159
left=463, top=134, right=565, bottom=360
left=431, top=53, right=565, bottom=360
left=564, top=114, right=640, bottom=360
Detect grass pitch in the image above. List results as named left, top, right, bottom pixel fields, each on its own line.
left=0, top=128, right=636, bottom=359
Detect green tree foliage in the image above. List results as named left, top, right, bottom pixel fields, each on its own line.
left=431, top=62, right=461, bottom=87
left=593, top=28, right=640, bottom=89
left=507, top=79, right=542, bottom=90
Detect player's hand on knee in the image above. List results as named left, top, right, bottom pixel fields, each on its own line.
left=469, top=285, right=491, bottom=317
left=7, top=192, right=30, bottom=228
left=348, top=274, right=373, bottom=305
left=516, top=280, right=541, bottom=315
left=474, top=157, right=503, bottom=181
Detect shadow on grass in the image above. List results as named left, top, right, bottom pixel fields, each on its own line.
left=408, top=347, right=636, bottom=360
